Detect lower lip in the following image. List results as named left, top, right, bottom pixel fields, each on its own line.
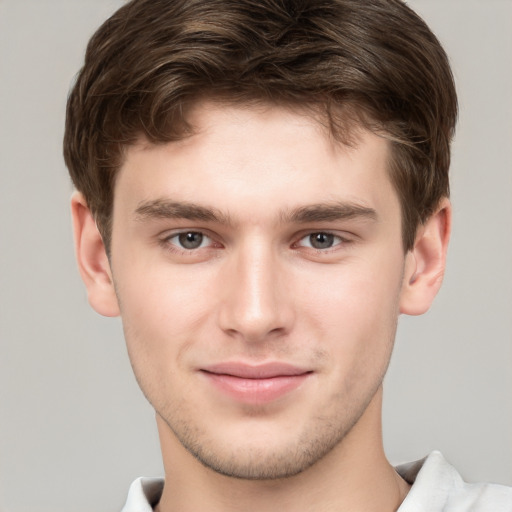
left=201, top=372, right=311, bottom=404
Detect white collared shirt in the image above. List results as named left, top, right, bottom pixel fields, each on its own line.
left=121, top=451, right=512, bottom=511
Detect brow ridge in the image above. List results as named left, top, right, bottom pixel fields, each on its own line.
left=282, top=202, right=378, bottom=224
left=134, top=199, right=230, bottom=224
left=134, top=199, right=377, bottom=225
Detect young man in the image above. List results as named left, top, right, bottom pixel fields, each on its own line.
left=64, top=0, right=512, bottom=510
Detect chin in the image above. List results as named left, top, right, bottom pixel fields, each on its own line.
left=166, top=411, right=357, bottom=481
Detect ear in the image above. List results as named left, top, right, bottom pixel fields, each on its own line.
left=399, top=198, right=451, bottom=316
left=71, top=191, right=120, bottom=317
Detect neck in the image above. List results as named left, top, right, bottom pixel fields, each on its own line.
left=155, top=388, right=409, bottom=512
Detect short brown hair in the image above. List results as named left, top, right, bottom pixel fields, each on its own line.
left=64, top=0, right=457, bottom=252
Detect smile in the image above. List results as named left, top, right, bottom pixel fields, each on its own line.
left=200, top=362, right=313, bottom=404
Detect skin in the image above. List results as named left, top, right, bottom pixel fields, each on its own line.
left=72, top=102, right=450, bottom=511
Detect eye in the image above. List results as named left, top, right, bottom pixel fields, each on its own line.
left=167, top=231, right=211, bottom=250
left=297, top=232, right=343, bottom=250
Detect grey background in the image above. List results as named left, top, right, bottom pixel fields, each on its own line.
left=0, top=0, right=511, bottom=511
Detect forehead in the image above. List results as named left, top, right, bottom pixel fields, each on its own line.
left=115, top=101, right=398, bottom=223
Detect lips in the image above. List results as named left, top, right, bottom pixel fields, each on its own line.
left=200, top=362, right=312, bottom=404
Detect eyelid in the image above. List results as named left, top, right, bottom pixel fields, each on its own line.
left=295, top=230, right=347, bottom=245
left=159, top=228, right=220, bottom=251
left=170, top=232, right=210, bottom=249
left=157, top=227, right=354, bottom=254
left=292, top=230, right=356, bottom=257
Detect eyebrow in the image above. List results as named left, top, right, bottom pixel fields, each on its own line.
left=134, top=199, right=230, bottom=224
left=134, top=199, right=377, bottom=225
left=282, top=202, right=378, bottom=224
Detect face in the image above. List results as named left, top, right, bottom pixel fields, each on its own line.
left=109, top=102, right=407, bottom=479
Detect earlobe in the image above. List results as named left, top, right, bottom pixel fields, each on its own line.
left=399, top=198, right=451, bottom=316
left=71, top=191, right=120, bottom=317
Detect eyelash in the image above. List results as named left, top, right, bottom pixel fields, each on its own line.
left=159, top=231, right=219, bottom=255
left=293, top=231, right=348, bottom=251
left=159, top=230, right=351, bottom=255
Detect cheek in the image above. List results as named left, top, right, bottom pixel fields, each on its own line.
left=114, top=264, right=215, bottom=372
left=298, top=255, right=403, bottom=327
left=296, top=254, right=403, bottom=373
left=116, top=273, right=210, bottom=415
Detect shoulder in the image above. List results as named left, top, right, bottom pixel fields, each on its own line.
left=396, top=451, right=512, bottom=512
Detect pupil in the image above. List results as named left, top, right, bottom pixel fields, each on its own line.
left=179, top=232, right=203, bottom=249
left=311, top=232, right=334, bottom=249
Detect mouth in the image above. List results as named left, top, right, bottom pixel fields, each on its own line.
left=199, top=362, right=313, bottom=404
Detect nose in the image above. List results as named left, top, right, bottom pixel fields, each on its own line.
left=217, top=241, right=294, bottom=343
